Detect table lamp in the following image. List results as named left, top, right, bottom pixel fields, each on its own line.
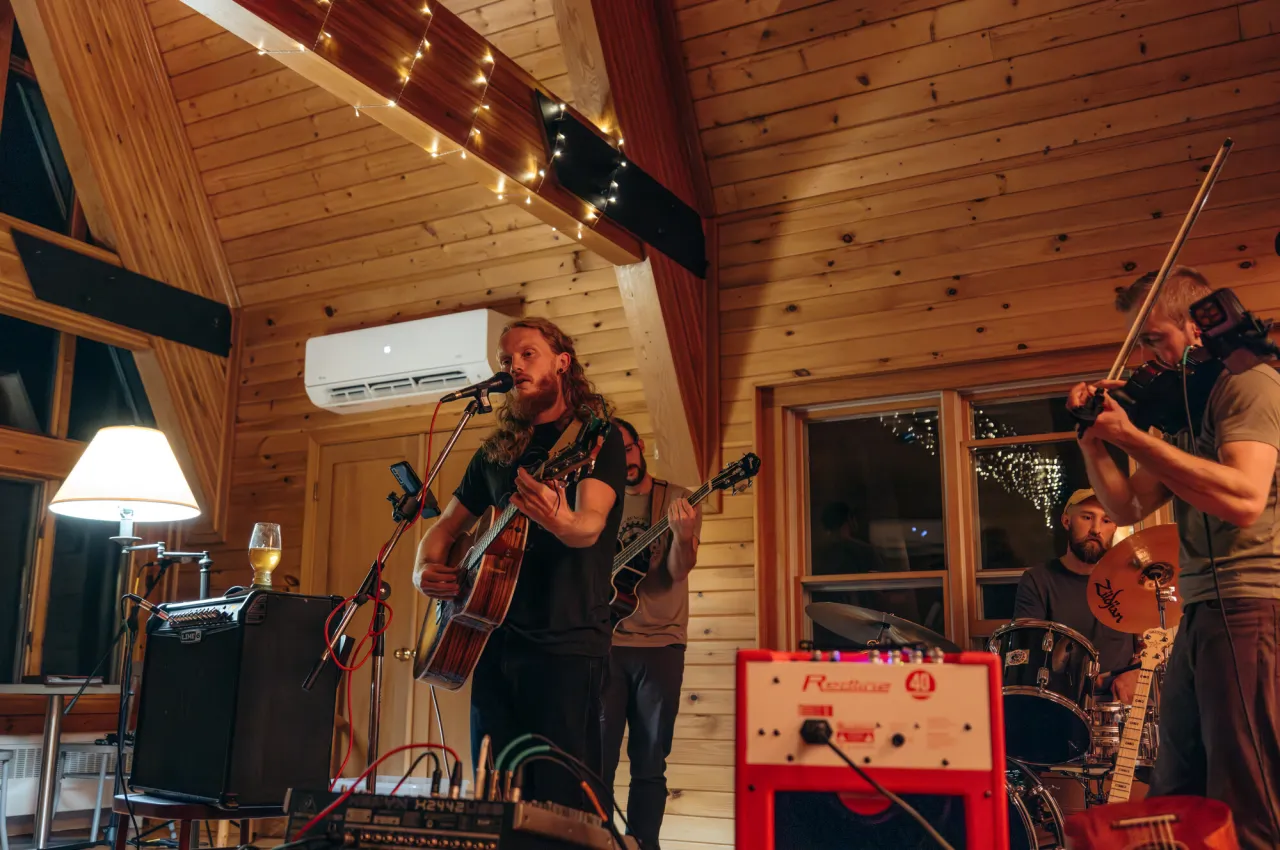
left=48, top=425, right=201, bottom=532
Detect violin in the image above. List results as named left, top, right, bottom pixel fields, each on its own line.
left=1105, top=346, right=1223, bottom=436
left=1072, top=138, right=1233, bottom=436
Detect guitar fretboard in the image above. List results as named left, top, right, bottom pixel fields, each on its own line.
left=1106, top=668, right=1155, bottom=803
left=611, top=481, right=713, bottom=576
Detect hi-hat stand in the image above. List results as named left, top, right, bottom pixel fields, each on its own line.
left=304, top=392, right=495, bottom=788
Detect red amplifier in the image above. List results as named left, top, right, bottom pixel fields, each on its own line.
left=736, top=649, right=1007, bottom=849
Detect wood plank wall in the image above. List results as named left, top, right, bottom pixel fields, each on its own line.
left=666, top=0, right=1280, bottom=845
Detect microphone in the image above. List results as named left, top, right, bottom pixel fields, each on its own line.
left=439, top=371, right=514, bottom=403
left=122, top=593, right=170, bottom=621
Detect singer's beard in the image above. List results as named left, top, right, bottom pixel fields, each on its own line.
left=508, top=373, right=560, bottom=421
left=1068, top=534, right=1107, bottom=564
left=626, top=455, right=647, bottom=487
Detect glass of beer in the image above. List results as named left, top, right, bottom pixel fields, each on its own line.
left=248, top=522, right=282, bottom=589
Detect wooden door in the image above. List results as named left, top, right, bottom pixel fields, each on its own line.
left=309, top=434, right=425, bottom=780
left=403, top=430, right=486, bottom=783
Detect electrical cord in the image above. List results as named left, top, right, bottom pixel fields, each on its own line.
left=294, top=743, right=461, bottom=840
left=1180, top=351, right=1280, bottom=842
left=821, top=740, right=956, bottom=850
left=115, top=598, right=141, bottom=846
left=500, top=733, right=631, bottom=834
left=506, top=750, right=627, bottom=850
left=391, top=751, right=442, bottom=795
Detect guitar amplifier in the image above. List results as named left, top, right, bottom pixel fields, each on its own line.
left=131, top=590, right=343, bottom=806
left=736, top=649, right=1007, bottom=850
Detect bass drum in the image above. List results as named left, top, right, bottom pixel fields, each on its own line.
left=1007, top=759, right=1065, bottom=850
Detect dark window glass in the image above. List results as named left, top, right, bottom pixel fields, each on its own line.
left=808, top=409, right=944, bottom=575
left=972, top=395, right=1078, bottom=438
left=0, top=478, right=40, bottom=683
left=979, top=578, right=1020, bottom=621
left=67, top=339, right=155, bottom=442
left=974, top=440, right=1128, bottom=571
left=0, top=73, right=75, bottom=232
left=12, top=24, right=27, bottom=61
left=0, top=313, right=58, bottom=433
left=807, top=584, right=946, bottom=650
left=40, top=516, right=122, bottom=678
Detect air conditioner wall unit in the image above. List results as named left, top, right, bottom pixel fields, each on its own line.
left=304, top=309, right=510, bottom=414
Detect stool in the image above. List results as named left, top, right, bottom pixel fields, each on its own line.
left=111, top=795, right=283, bottom=850
left=54, top=743, right=125, bottom=843
left=0, top=750, right=12, bottom=850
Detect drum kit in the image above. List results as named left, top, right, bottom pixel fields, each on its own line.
left=806, top=525, right=1182, bottom=850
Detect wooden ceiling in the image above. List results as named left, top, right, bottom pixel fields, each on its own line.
left=140, top=0, right=649, bottom=585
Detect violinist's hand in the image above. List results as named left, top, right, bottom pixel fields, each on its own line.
left=1069, top=380, right=1130, bottom=447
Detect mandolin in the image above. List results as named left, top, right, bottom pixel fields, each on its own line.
left=1065, top=629, right=1239, bottom=850
left=609, top=453, right=760, bottom=629
left=413, top=414, right=610, bottom=689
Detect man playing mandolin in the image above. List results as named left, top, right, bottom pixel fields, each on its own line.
left=1067, top=267, right=1280, bottom=850
left=601, top=418, right=701, bottom=850
left=413, top=317, right=626, bottom=810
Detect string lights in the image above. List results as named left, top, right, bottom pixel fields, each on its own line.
left=262, top=0, right=621, bottom=237
left=880, top=410, right=1065, bottom=527
left=524, top=101, right=627, bottom=240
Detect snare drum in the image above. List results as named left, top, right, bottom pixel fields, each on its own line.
left=1007, top=758, right=1066, bottom=850
left=1086, top=701, right=1158, bottom=769
left=988, top=620, right=1099, bottom=766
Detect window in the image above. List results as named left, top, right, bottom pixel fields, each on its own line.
left=970, top=395, right=1131, bottom=622
left=758, top=347, right=1124, bottom=653
left=0, top=23, right=88, bottom=240
left=68, top=338, right=155, bottom=441
left=0, top=328, right=153, bottom=680
left=802, top=406, right=948, bottom=648
left=40, top=515, right=123, bottom=677
left=0, top=477, right=41, bottom=682
left=0, top=312, right=59, bottom=433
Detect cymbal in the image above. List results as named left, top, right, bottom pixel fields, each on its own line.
left=1088, top=524, right=1183, bottom=633
left=806, top=602, right=962, bottom=653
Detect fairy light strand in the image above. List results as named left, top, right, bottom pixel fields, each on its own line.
left=280, top=2, right=621, bottom=237
left=353, top=3, right=438, bottom=115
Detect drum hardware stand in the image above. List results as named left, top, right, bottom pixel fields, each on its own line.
left=303, top=394, right=494, bottom=789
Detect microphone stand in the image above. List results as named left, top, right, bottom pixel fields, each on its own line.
left=303, top=391, right=495, bottom=789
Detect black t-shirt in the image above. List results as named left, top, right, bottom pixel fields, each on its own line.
left=454, top=419, right=625, bottom=657
left=1013, top=559, right=1138, bottom=678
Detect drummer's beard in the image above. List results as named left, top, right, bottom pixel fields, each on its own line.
left=1069, top=533, right=1107, bottom=564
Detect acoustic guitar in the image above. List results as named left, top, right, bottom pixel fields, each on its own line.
left=1064, top=627, right=1239, bottom=849
left=413, top=414, right=610, bottom=689
left=609, top=453, right=760, bottom=629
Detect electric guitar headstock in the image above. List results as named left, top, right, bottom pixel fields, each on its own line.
left=1138, top=627, right=1173, bottom=670
left=711, top=452, right=761, bottom=495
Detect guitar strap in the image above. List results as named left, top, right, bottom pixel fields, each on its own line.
left=650, top=478, right=670, bottom=564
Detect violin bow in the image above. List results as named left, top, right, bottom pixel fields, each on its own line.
left=1106, top=138, right=1234, bottom=381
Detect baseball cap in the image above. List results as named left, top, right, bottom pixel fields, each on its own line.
left=1064, top=489, right=1099, bottom=510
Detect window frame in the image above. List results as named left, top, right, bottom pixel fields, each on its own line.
left=756, top=346, right=1122, bottom=652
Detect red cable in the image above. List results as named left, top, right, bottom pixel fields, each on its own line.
left=295, top=743, right=461, bottom=840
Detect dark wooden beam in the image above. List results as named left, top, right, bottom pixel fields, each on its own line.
left=558, top=0, right=719, bottom=482
left=180, top=0, right=644, bottom=267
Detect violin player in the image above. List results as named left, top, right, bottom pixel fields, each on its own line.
left=1067, top=266, right=1280, bottom=850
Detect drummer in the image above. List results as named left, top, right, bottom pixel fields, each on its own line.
left=1013, top=489, right=1141, bottom=703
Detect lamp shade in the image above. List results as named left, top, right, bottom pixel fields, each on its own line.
left=49, top=426, right=201, bottom=522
